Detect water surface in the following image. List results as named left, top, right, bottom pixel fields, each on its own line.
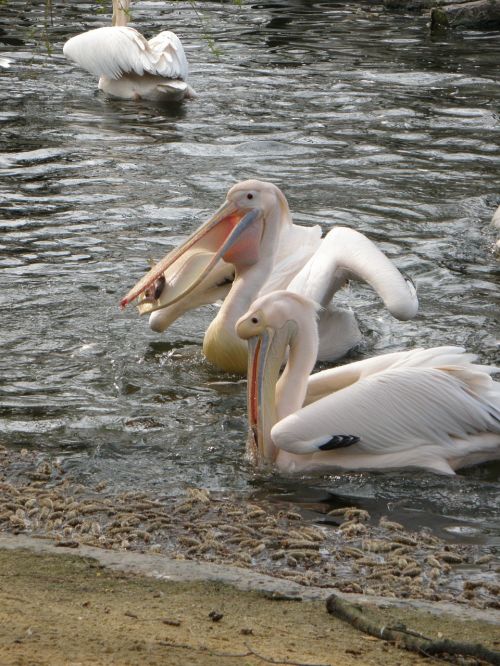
left=1, top=0, right=499, bottom=544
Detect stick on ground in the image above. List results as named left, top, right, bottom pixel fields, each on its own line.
left=326, top=593, right=500, bottom=665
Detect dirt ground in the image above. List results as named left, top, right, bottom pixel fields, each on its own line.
left=0, top=548, right=499, bottom=666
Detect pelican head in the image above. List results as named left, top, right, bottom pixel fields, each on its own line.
left=236, top=291, right=319, bottom=464
left=120, top=180, right=291, bottom=316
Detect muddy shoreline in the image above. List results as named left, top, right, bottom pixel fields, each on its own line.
left=0, top=447, right=499, bottom=664
left=1, top=447, right=499, bottom=610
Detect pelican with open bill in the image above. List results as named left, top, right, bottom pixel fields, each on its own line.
left=120, top=202, right=262, bottom=313
left=122, top=182, right=307, bottom=372
left=121, top=180, right=419, bottom=373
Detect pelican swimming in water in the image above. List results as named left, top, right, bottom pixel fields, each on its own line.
left=236, top=290, right=500, bottom=474
left=120, top=180, right=418, bottom=373
left=63, top=0, right=194, bottom=102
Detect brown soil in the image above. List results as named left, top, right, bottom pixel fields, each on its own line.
left=0, top=548, right=499, bottom=666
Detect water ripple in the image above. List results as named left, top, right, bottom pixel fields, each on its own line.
left=0, top=0, right=498, bottom=541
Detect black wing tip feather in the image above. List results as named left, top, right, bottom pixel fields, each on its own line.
left=319, top=435, right=360, bottom=451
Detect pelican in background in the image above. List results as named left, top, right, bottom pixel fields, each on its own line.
left=121, top=180, right=418, bottom=373
left=63, top=0, right=194, bottom=102
left=236, top=291, right=500, bottom=474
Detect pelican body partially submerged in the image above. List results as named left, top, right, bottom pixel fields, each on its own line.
left=121, top=180, right=418, bottom=373
left=63, top=0, right=194, bottom=102
left=237, top=291, right=500, bottom=475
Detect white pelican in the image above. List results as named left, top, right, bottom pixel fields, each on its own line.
left=63, top=0, right=194, bottom=102
left=236, top=290, right=500, bottom=475
left=120, top=180, right=418, bottom=373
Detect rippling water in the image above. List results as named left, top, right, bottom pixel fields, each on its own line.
left=1, top=0, right=499, bottom=544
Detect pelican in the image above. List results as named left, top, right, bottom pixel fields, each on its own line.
left=120, top=180, right=418, bottom=374
left=63, top=0, right=194, bottom=102
left=236, top=290, right=500, bottom=475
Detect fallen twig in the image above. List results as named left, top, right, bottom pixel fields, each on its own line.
left=245, top=643, right=331, bottom=666
left=157, top=638, right=331, bottom=665
left=385, top=622, right=433, bottom=642
left=157, top=639, right=250, bottom=658
left=326, top=593, right=500, bottom=665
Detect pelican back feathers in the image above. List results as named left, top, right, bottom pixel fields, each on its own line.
left=63, top=27, right=188, bottom=81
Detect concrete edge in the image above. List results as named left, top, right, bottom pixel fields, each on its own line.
left=0, top=533, right=498, bottom=625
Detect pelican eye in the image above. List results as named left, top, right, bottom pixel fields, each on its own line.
left=251, top=316, right=259, bottom=324
left=246, top=193, right=254, bottom=200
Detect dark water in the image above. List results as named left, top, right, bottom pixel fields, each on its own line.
left=1, top=0, right=499, bottom=545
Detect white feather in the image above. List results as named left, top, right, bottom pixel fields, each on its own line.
left=288, top=226, right=418, bottom=321
left=137, top=186, right=418, bottom=371
left=63, top=27, right=188, bottom=81
left=244, top=292, right=500, bottom=475
left=276, top=365, right=500, bottom=457
left=147, top=31, right=188, bottom=80
left=63, top=14, right=193, bottom=103
left=259, top=223, right=322, bottom=295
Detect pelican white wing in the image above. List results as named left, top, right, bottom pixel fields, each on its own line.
left=287, top=226, right=418, bottom=320
left=63, top=26, right=188, bottom=81
left=273, top=347, right=500, bottom=473
left=304, top=346, right=481, bottom=403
